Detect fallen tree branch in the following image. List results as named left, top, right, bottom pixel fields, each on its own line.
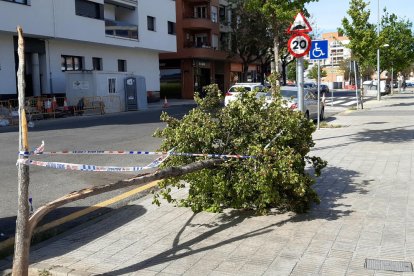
left=28, top=159, right=224, bottom=238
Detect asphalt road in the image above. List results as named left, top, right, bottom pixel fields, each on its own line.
left=0, top=92, right=356, bottom=245
left=0, top=105, right=195, bottom=243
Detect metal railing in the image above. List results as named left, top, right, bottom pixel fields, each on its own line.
left=105, top=19, right=138, bottom=40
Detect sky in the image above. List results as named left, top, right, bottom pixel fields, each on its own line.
left=306, top=0, right=414, bottom=36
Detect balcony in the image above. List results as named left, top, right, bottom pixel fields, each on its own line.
left=105, top=20, right=138, bottom=40
left=105, top=0, right=137, bottom=9
left=183, top=16, right=217, bottom=31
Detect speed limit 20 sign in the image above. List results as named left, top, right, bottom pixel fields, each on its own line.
left=287, top=33, right=311, bottom=58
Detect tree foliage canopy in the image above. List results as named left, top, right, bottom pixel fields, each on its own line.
left=239, top=0, right=318, bottom=74
left=339, top=0, right=377, bottom=71
left=153, top=83, right=327, bottom=214
left=228, top=0, right=273, bottom=82
left=307, top=65, right=327, bottom=80
left=379, top=10, right=414, bottom=74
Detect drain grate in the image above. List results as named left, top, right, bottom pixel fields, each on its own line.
left=365, top=258, right=413, bottom=272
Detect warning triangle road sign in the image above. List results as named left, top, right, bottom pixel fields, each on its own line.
left=287, top=12, right=312, bottom=34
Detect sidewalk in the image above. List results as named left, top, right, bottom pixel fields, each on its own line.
left=1, top=92, right=414, bottom=275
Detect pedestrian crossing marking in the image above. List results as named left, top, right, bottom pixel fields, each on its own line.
left=329, top=100, right=346, bottom=105
left=342, top=100, right=358, bottom=106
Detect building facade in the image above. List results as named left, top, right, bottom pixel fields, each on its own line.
left=159, top=0, right=237, bottom=99
left=0, top=0, right=176, bottom=99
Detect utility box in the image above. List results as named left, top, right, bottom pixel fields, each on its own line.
left=66, top=71, right=126, bottom=113
left=125, top=75, right=147, bottom=111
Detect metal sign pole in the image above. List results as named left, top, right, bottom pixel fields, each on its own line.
left=317, top=60, right=320, bottom=129
left=354, top=61, right=359, bottom=109
left=298, top=57, right=304, bottom=113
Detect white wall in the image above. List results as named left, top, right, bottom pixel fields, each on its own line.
left=0, top=0, right=175, bottom=96
left=138, top=0, right=177, bottom=52
left=48, top=39, right=160, bottom=94
left=0, top=34, right=17, bottom=94
left=0, top=0, right=54, bottom=37
left=0, top=0, right=176, bottom=52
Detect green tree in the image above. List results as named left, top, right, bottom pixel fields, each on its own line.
left=229, top=0, right=273, bottom=82
left=379, top=10, right=414, bottom=76
left=339, top=0, right=377, bottom=75
left=307, top=65, right=327, bottom=80
left=287, top=60, right=309, bottom=83
left=244, top=0, right=318, bottom=76
left=154, top=83, right=327, bottom=214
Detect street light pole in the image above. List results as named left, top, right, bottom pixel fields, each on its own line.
left=377, top=0, right=381, bottom=101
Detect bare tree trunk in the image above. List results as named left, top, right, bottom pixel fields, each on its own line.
left=13, top=26, right=31, bottom=276
left=273, top=33, right=280, bottom=86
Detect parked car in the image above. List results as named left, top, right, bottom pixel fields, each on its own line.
left=265, top=86, right=325, bottom=121
left=224, top=83, right=266, bottom=106
left=320, top=84, right=329, bottom=94
left=304, top=82, right=317, bottom=93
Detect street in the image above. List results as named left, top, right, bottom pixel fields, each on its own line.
left=0, top=104, right=195, bottom=243
left=0, top=91, right=390, bottom=247
left=1, top=91, right=413, bottom=275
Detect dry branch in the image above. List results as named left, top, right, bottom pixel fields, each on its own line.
left=28, top=159, right=224, bottom=239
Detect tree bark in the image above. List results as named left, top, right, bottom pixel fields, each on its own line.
left=273, top=33, right=280, bottom=75
left=13, top=26, right=31, bottom=276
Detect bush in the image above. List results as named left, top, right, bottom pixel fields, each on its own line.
left=153, top=82, right=327, bottom=214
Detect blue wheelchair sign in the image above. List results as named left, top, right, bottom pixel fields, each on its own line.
left=310, top=40, right=329, bottom=60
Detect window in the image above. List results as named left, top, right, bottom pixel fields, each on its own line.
left=118, top=59, right=127, bottom=72
left=2, top=0, right=29, bottom=4
left=92, top=57, right=102, bottom=71
left=219, top=6, right=226, bottom=23
left=211, top=6, right=217, bottom=23
left=75, top=0, right=103, bottom=20
left=212, top=34, right=218, bottom=49
left=195, top=33, right=208, bottom=47
left=61, top=55, right=83, bottom=71
left=147, top=16, right=156, bottom=31
left=194, top=6, right=207, bottom=18
left=108, top=78, right=116, bottom=94
left=168, top=21, right=176, bottom=35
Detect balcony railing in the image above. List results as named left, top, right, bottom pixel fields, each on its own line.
left=104, top=0, right=137, bottom=9
left=105, top=19, right=138, bottom=40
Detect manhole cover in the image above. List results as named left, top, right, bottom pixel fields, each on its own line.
left=365, top=258, right=413, bottom=272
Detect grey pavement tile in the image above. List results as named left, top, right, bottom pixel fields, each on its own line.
left=186, top=258, right=221, bottom=272
left=319, top=266, right=347, bottom=276
left=127, top=270, right=159, bottom=276
left=321, top=256, right=350, bottom=271
left=332, top=240, right=358, bottom=252
left=347, top=269, right=375, bottom=276
left=214, top=260, right=245, bottom=274
left=209, top=271, right=239, bottom=276
left=373, top=272, right=404, bottom=276
left=237, top=263, right=268, bottom=276
left=328, top=249, right=354, bottom=260
left=155, top=272, right=182, bottom=276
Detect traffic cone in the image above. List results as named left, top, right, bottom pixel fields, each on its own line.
left=163, top=96, right=170, bottom=108
left=36, top=98, right=43, bottom=112
left=52, top=96, right=58, bottom=110
left=45, top=99, right=52, bottom=113
left=63, top=97, right=69, bottom=111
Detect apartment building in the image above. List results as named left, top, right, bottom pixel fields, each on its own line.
left=159, top=0, right=237, bottom=99
left=0, top=0, right=176, bottom=99
left=305, top=32, right=351, bottom=87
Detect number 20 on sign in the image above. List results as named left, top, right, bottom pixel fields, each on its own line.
left=288, top=33, right=311, bottom=58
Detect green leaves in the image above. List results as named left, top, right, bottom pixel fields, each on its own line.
left=154, top=82, right=326, bottom=214
left=379, top=10, right=414, bottom=74
left=339, top=0, right=377, bottom=71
